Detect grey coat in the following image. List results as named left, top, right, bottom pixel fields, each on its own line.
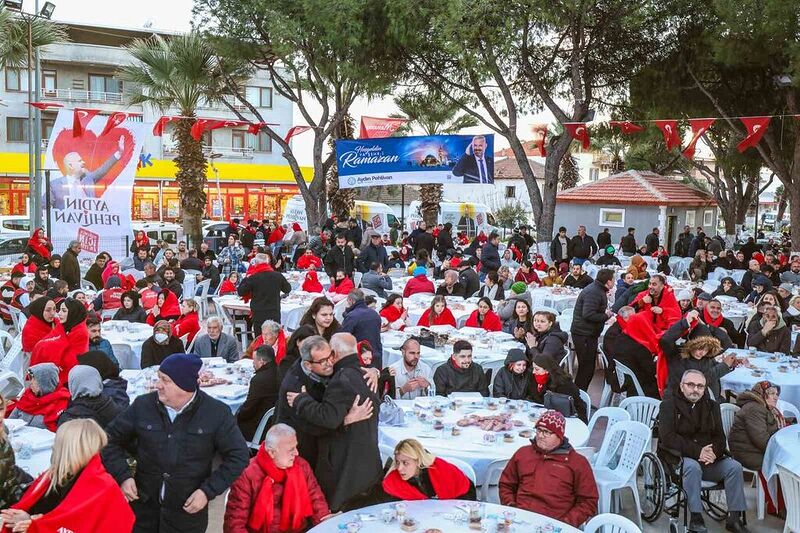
left=192, top=332, right=240, bottom=363
left=496, top=291, right=533, bottom=321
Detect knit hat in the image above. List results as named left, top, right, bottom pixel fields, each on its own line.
left=535, top=410, right=566, bottom=440
left=68, top=365, right=103, bottom=400
left=779, top=282, right=794, bottom=293
left=159, top=353, right=203, bottom=392
left=511, top=281, right=527, bottom=295
left=413, top=266, right=427, bottom=277
left=696, top=292, right=713, bottom=302
left=29, top=362, right=60, bottom=395
left=676, top=289, right=693, bottom=302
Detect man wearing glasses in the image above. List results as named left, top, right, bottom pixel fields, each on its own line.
left=658, top=370, right=750, bottom=533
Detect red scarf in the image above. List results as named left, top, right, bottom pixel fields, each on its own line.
left=418, top=307, right=456, bottom=328
left=248, top=445, right=313, bottom=533
left=12, top=455, right=135, bottom=532
left=135, top=233, right=150, bottom=249
left=219, top=279, right=237, bottom=295
left=703, top=307, right=724, bottom=328
left=27, top=229, right=51, bottom=260
left=247, top=262, right=274, bottom=276
left=533, top=372, right=550, bottom=393
left=12, top=387, right=71, bottom=432
left=381, top=458, right=471, bottom=500
left=249, top=330, right=287, bottom=363
left=22, top=315, right=55, bottom=353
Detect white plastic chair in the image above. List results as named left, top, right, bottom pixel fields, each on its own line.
left=593, top=420, right=652, bottom=530
left=720, top=403, right=740, bottom=440
left=112, top=343, right=139, bottom=370
left=439, top=455, right=477, bottom=485
left=333, top=299, right=348, bottom=323
left=0, top=330, right=17, bottom=360
left=353, top=271, right=363, bottom=288
left=247, top=407, right=275, bottom=451
left=613, top=360, right=646, bottom=397
left=619, top=396, right=661, bottom=430
left=80, top=279, right=96, bottom=291
left=579, top=407, right=631, bottom=449
left=583, top=513, right=642, bottom=533
left=778, top=399, right=800, bottom=422
left=0, top=336, right=23, bottom=377
left=579, top=389, right=592, bottom=421
left=778, top=464, right=800, bottom=533
left=100, top=308, right=117, bottom=321
left=0, top=370, right=24, bottom=399
left=195, top=279, right=212, bottom=317
left=482, top=359, right=507, bottom=394
left=479, top=458, right=508, bottom=503
left=379, top=442, right=396, bottom=469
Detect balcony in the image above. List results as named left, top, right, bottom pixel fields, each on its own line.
left=42, top=88, right=124, bottom=104
left=198, top=96, right=250, bottom=112
left=163, top=143, right=255, bottom=159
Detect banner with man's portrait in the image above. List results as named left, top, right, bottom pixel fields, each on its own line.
left=43, top=109, right=146, bottom=256
left=335, top=133, right=495, bottom=188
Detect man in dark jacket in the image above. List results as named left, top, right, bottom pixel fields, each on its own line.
left=480, top=232, right=501, bottom=275
left=739, top=259, right=761, bottom=294
left=436, top=222, right=456, bottom=260
left=676, top=226, right=694, bottom=258
left=658, top=370, right=749, bottom=533
left=344, top=218, right=362, bottom=247
left=357, top=233, right=388, bottom=272
left=570, top=269, right=614, bottom=391
left=570, top=225, right=598, bottom=264
left=688, top=231, right=706, bottom=258
left=288, top=333, right=382, bottom=512
left=507, top=228, right=528, bottom=259
left=432, top=340, right=489, bottom=396
left=102, top=353, right=249, bottom=533
left=550, top=226, right=572, bottom=267
left=237, top=253, right=291, bottom=332
left=324, top=234, right=356, bottom=278
left=620, top=227, right=637, bottom=256
left=562, top=263, right=593, bottom=289
left=61, top=240, right=81, bottom=290
left=645, top=227, right=660, bottom=255
left=160, top=267, right=183, bottom=298
left=604, top=306, right=659, bottom=398
left=596, top=228, right=611, bottom=250
left=236, top=345, right=279, bottom=443
left=83, top=253, right=107, bottom=290
left=413, top=225, right=435, bottom=258
left=436, top=270, right=466, bottom=298
left=458, top=259, right=481, bottom=297
left=739, top=236, right=760, bottom=263
left=339, top=289, right=383, bottom=367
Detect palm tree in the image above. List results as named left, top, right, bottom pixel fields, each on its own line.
left=0, top=7, right=67, bottom=68
left=327, top=115, right=356, bottom=219
left=393, top=90, right=478, bottom=226
left=119, top=33, right=246, bottom=245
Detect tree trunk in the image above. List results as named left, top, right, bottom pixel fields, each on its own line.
left=537, top=133, right=572, bottom=243
left=790, top=184, right=800, bottom=250
left=174, top=117, right=208, bottom=247
left=420, top=184, right=442, bottom=226
left=327, top=116, right=356, bottom=219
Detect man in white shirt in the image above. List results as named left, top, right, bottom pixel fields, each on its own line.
left=388, top=338, right=432, bottom=399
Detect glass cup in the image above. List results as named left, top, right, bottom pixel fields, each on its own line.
left=381, top=508, right=394, bottom=524
left=394, top=502, right=407, bottom=521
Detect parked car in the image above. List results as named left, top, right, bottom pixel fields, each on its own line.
left=0, top=237, right=29, bottom=261
left=0, top=216, right=31, bottom=239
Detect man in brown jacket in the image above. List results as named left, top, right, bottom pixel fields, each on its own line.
left=499, top=410, right=598, bottom=527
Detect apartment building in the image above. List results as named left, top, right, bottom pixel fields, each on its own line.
left=0, top=21, right=309, bottom=222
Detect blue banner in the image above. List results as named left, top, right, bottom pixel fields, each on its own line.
left=335, top=134, right=495, bottom=188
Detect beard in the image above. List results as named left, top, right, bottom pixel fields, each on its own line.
left=404, top=357, right=418, bottom=368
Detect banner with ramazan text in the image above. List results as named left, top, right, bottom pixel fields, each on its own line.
left=336, top=134, right=495, bottom=188
left=44, top=109, right=147, bottom=257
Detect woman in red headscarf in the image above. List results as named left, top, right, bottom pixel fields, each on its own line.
left=532, top=254, right=548, bottom=272
left=301, top=271, right=324, bottom=293
left=30, top=299, right=88, bottom=384
left=146, top=288, right=182, bottom=325
left=130, top=230, right=151, bottom=254
left=218, top=272, right=240, bottom=296
left=26, top=228, right=52, bottom=263
left=101, top=261, right=135, bottom=291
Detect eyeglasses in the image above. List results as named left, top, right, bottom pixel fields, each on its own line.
left=309, top=353, right=335, bottom=366
left=682, top=382, right=706, bottom=390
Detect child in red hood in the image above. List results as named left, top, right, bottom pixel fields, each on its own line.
left=302, top=271, right=324, bottom=293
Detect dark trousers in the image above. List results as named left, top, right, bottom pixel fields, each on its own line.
left=613, top=352, right=660, bottom=399
left=573, top=333, right=599, bottom=391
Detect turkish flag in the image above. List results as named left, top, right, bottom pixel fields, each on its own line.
left=609, top=121, right=644, bottom=134
left=530, top=123, right=547, bottom=156
left=72, top=108, right=100, bottom=138
left=284, top=125, right=312, bottom=143
left=654, top=120, right=681, bottom=151
left=736, top=116, right=771, bottom=153
left=564, top=122, right=590, bottom=149
left=682, top=118, right=715, bottom=159
left=359, top=116, right=409, bottom=139
left=152, top=116, right=179, bottom=137
left=27, top=101, right=63, bottom=110
left=100, top=112, right=131, bottom=137
left=190, top=119, right=250, bottom=141
left=246, top=121, right=280, bottom=135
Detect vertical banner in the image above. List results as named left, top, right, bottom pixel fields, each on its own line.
left=44, top=109, right=147, bottom=257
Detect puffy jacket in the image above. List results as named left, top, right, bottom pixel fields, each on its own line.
left=526, top=325, right=568, bottom=361
left=570, top=234, right=597, bottom=260
left=480, top=241, right=501, bottom=273
left=223, top=455, right=330, bottom=533
left=57, top=394, right=123, bottom=430
left=492, top=350, right=530, bottom=399
left=570, top=280, right=609, bottom=337
left=358, top=243, right=388, bottom=273
left=402, top=276, right=435, bottom=297
left=728, top=391, right=782, bottom=470
left=499, top=440, right=598, bottom=527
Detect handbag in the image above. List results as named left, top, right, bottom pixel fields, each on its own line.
left=379, top=396, right=406, bottom=426
left=544, top=391, right=577, bottom=418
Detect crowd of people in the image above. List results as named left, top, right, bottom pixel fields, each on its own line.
left=0, top=215, right=796, bottom=533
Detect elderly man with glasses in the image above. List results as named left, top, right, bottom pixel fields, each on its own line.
left=658, top=369, right=750, bottom=533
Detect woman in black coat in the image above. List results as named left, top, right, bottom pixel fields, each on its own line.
left=140, top=320, right=185, bottom=368
left=525, top=311, right=569, bottom=361
left=112, top=290, right=148, bottom=323
left=529, top=353, right=587, bottom=422
left=77, top=350, right=129, bottom=410
left=492, top=348, right=530, bottom=399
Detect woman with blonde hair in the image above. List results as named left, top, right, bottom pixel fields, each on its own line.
left=0, top=419, right=134, bottom=532
left=379, top=439, right=475, bottom=501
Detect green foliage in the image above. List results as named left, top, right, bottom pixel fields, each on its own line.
left=393, top=89, right=478, bottom=136
left=0, top=7, right=67, bottom=68
left=494, top=202, right=530, bottom=230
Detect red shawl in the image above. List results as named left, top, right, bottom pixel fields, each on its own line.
left=509, top=245, right=523, bottom=262
left=146, top=289, right=181, bottom=324
left=328, top=276, right=355, bottom=296
left=515, top=269, right=540, bottom=286
left=417, top=307, right=457, bottom=328
left=268, top=226, right=285, bottom=244
left=381, top=457, right=471, bottom=500
left=27, top=229, right=51, bottom=260
left=219, top=279, right=238, bottom=296
left=173, top=311, right=201, bottom=344
left=703, top=307, right=724, bottom=328
left=302, top=271, right=324, bottom=293
left=247, top=262, right=274, bottom=276
left=22, top=315, right=54, bottom=353
left=10, top=454, right=135, bottom=533
left=465, top=309, right=502, bottom=332
left=296, top=254, right=322, bottom=270
left=248, top=445, right=313, bottom=533
left=616, top=312, right=660, bottom=355
left=11, top=387, right=71, bottom=432
left=12, top=261, right=37, bottom=275
left=631, top=284, right=682, bottom=334
left=134, top=233, right=150, bottom=250
left=101, top=261, right=121, bottom=286
left=247, top=330, right=287, bottom=363
left=30, top=321, right=84, bottom=384
left=380, top=305, right=406, bottom=330
left=533, top=257, right=548, bottom=271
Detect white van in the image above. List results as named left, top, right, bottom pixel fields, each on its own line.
left=405, top=200, right=499, bottom=237
left=281, top=195, right=399, bottom=233
left=131, top=221, right=184, bottom=246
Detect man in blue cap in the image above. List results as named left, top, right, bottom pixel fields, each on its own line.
left=102, top=353, right=249, bottom=532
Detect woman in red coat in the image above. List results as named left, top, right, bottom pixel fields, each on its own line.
left=223, top=424, right=331, bottom=533
left=296, top=249, right=322, bottom=271
left=464, top=297, right=502, bottom=332
left=146, top=288, right=182, bottom=325
left=172, top=299, right=201, bottom=345
left=1, top=419, right=135, bottom=533
left=219, top=272, right=240, bottom=296
left=325, top=270, right=354, bottom=303
left=301, top=271, right=324, bottom=293
left=403, top=266, right=435, bottom=297
left=21, top=297, right=57, bottom=353
left=31, top=299, right=88, bottom=383
left=26, top=228, right=52, bottom=263
left=380, top=294, right=407, bottom=331
left=515, top=260, right=540, bottom=286
left=417, top=295, right=457, bottom=328
left=11, top=252, right=37, bottom=276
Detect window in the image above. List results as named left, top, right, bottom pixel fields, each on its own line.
left=2, top=219, right=29, bottom=232
left=685, top=210, right=696, bottom=228
left=589, top=168, right=600, bottom=181
left=255, top=132, right=272, bottom=153
left=42, top=117, right=55, bottom=141
left=703, top=209, right=714, bottom=227
left=505, top=186, right=516, bottom=198
left=5, top=69, right=27, bottom=92
left=88, top=74, right=122, bottom=94
left=599, top=207, right=625, bottom=227
left=0, top=238, right=26, bottom=256
left=6, top=118, right=28, bottom=142
left=246, top=86, right=273, bottom=108
left=42, top=69, right=56, bottom=91
left=201, top=130, right=212, bottom=147
left=232, top=130, right=245, bottom=150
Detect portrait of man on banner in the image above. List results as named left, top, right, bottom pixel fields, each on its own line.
left=451, top=134, right=494, bottom=184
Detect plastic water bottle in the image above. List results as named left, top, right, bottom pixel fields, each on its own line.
left=428, top=382, right=436, bottom=398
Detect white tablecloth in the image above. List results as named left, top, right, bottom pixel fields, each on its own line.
left=102, top=320, right=152, bottom=369
left=529, top=287, right=580, bottom=314
left=8, top=423, right=54, bottom=477
left=762, top=425, right=800, bottom=501
left=215, top=292, right=323, bottom=332
left=307, top=499, right=581, bottom=533
left=379, top=399, right=589, bottom=485
left=720, top=349, right=800, bottom=410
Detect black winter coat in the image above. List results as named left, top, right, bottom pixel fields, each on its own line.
left=141, top=336, right=185, bottom=369
left=358, top=243, right=388, bottom=272
left=57, top=394, right=123, bottom=429
left=413, top=232, right=435, bottom=257
left=481, top=242, right=501, bottom=273
left=237, top=270, right=291, bottom=325
left=293, top=354, right=382, bottom=511
left=433, top=360, right=489, bottom=397
left=527, top=326, right=569, bottom=361
left=101, top=391, right=249, bottom=533
left=550, top=236, right=573, bottom=263
left=112, top=306, right=148, bottom=323
left=570, top=235, right=597, bottom=259
left=61, top=248, right=81, bottom=290
left=620, top=234, right=637, bottom=254
left=492, top=368, right=530, bottom=400
left=324, top=245, right=356, bottom=277
left=459, top=268, right=480, bottom=297
left=658, top=388, right=727, bottom=463
left=570, top=280, right=609, bottom=337
left=236, top=363, right=279, bottom=442
left=436, top=232, right=455, bottom=259
left=103, top=377, right=130, bottom=410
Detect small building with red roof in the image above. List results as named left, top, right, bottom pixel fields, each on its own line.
left=555, top=170, right=717, bottom=254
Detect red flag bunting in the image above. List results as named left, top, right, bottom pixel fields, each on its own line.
left=359, top=116, right=409, bottom=139
left=563, top=123, right=590, bottom=150
left=654, top=120, right=681, bottom=151
left=284, top=125, right=312, bottom=144
left=736, top=116, right=771, bottom=153
left=682, top=118, right=715, bottom=159
left=100, top=112, right=130, bottom=137
left=27, top=101, right=63, bottom=110
left=246, top=122, right=280, bottom=135
left=190, top=119, right=251, bottom=141
left=609, top=121, right=644, bottom=134
left=153, top=116, right=180, bottom=137
left=530, top=123, right=547, bottom=156
left=72, top=108, right=100, bottom=137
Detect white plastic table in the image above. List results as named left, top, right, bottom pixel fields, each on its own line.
left=379, top=399, right=589, bottom=485
left=102, top=320, right=151, bottom=369
left=7, top=422, right=54, bottom=477
left=307, top=499, right=581, bottom=532
left=762, top=425, right=800, bottom=502
left=381, top=329, right=524, bottom=370
left=720, top=349, right=800, bottom=410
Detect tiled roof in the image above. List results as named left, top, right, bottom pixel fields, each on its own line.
left=556, top=170, right=717, bottom=207
left=494, top=157, right=546, bottom=180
